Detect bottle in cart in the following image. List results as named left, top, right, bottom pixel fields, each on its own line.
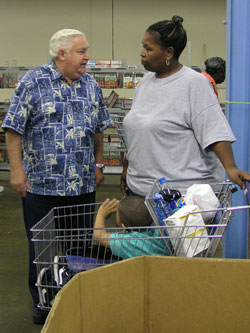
left=157, top=177, right=186, bottom=215
left=153, top=192, right=172, bottom=224
left=160, top=188, right=186, bottom=214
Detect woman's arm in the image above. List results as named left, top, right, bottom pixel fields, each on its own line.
left=120, top=155, right=129, bottom=195
left=212, top=141, right=250, bottom=188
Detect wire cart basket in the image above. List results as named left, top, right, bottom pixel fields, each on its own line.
left=31, top=181, right=249, bottom=310
left=145, top=179, right=246, bottom=258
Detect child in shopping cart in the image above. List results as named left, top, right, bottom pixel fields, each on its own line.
left=93, top=196, right=171, bottom=259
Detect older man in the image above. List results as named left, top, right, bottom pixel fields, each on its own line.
left=2, top=29, right=111, bottom=324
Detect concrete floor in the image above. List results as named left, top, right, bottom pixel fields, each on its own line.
left=0, top=171, right=249, bottom=331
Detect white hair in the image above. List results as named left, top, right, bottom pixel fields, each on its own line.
left=49, top=29, right=86, bottom=59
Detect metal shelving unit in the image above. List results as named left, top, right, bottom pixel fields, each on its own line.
left=0, top=66, right=146, bottom=90
left=0, top=66, right=32, bottom=88
left=103, top=108, right=128, bottom=174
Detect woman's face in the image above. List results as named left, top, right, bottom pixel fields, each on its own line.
left=140, top=31, right=168, bottom=73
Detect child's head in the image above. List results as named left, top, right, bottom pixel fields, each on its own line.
left=117, top=196, right=153, bottom=228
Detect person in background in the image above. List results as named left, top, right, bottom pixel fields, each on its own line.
left=2, top=29, right=111, bottom=324
left=93, top=196, right=170, bottom=259
left=121, top=16, right=250, bottom=198
left=202, top=56, right=226, bottom=97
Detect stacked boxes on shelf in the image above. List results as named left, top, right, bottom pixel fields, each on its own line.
left=112, top=98, right=132, bottom=109
left=0, top=134, right=7, bottom=164
left=87, top=59, right=126, bottom=69
left=104, top=152, right=122, bottom=167
left=103, top=122, right=123, bottom=167
left=103, top=151, right=122, bottom=167
left=92, top=72, right=144, bottom=89
left=90, top=61, right=123, bottom=88
left=0, top=67, right=30, bottom=88
left=0, top=70, right=18, bottom=88
left=123, top=72, right=144, bottom=88
left=94, top=72, right=119, bottom=89
left=87, top=59, right=145, bottom=89
left=103, top=90, right=129, bottom=168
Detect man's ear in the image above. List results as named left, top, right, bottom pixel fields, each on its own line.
left=57, top=49, right=66, bottom=61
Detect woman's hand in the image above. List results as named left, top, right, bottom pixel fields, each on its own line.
left=226, top=167, right=250, bottom=189
left=212, top=141, right=250, bottom=189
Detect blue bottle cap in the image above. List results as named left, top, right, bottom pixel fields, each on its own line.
left=158, top=177, right=167, bottom=184
left=154, top=192, right=164, bottom=201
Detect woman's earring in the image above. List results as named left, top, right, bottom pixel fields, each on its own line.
left=166, top=59, right=170, bottom=66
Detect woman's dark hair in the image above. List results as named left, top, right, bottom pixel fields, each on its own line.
left=205, top=57, right=226, bottom=75
left=146, top=15, right=187, bottom=59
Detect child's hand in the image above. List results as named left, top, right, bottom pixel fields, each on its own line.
left=98, top=198, right=119, bottom=218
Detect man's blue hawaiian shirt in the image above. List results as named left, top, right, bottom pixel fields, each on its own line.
left=2, top=61, right=112, bottom=196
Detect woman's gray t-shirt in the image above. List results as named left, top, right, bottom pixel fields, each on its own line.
left=123, top=66, right=235, bottom=196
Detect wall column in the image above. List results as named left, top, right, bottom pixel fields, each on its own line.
left=223, top=0, right=250, bottom=258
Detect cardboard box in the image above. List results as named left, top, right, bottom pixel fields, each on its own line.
left=42, top=256, right=250, bottom=332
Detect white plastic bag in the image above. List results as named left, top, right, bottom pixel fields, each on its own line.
left=163, top=205, right=210, bottom=257
left=184, top=184, right=220, bottom=221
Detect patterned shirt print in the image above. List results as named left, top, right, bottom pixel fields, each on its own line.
left=2, top=61, right=112, bottom=196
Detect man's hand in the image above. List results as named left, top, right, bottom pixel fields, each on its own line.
left=5, top=129, right=30, bottom=197
left=10, top=167, right=31, bottom=197
left=96, top=167, right=104, bottom=185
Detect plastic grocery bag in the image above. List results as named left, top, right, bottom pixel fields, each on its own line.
left=163, top=205, right=210, bottom=257
left=184, top=184, right=220, bottom=221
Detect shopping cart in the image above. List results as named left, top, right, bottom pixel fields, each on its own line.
left=145, top=179, right=248, bottom=258
left=31, top=181, right=249, bottom=310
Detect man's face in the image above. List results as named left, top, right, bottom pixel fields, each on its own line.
left=61, top=35, right=90, bottom=83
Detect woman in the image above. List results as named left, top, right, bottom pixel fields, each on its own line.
left=120, top=15, right=250, bottom=197
left=202, top=57, right=226, bottom=97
